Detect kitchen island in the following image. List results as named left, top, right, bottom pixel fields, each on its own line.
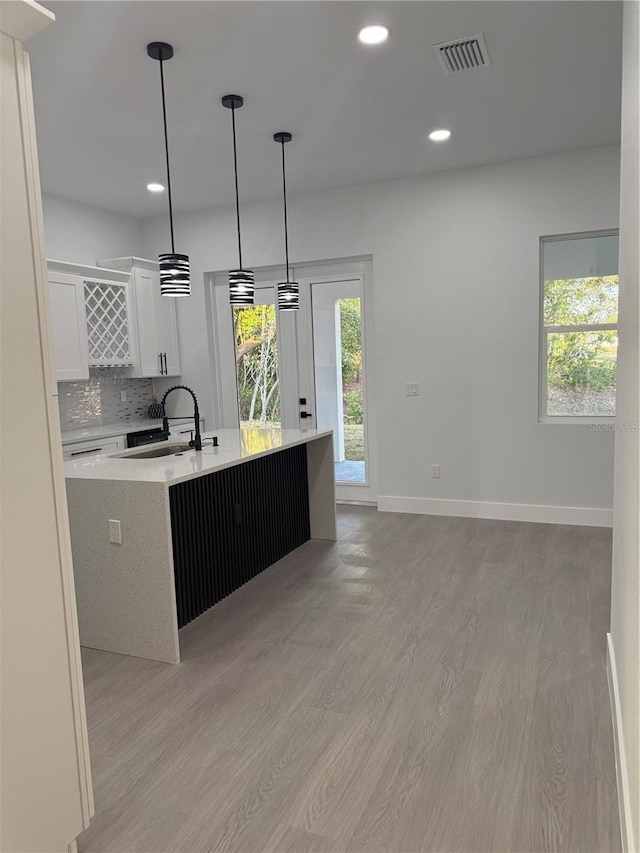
left=65, top=428, right=335, bottom=663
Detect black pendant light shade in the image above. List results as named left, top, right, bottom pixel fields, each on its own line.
left=147, top=41, right=191, bottom=297
left=277, top=281, right=299, bottom=310
left=228, top=269, right=255, bottom=305
left=159, top=253, right=190, bottom=296
left=223, top=95, right=254, bottom=306
left=274, top=132, right=299, bottom=311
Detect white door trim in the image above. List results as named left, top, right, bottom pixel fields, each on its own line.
left=607, top=633, right=634, bottom=853
left=293, top=259, right=377, bottom=503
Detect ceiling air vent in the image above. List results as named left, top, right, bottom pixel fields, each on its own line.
left=432, top=34, right=490, bottom=75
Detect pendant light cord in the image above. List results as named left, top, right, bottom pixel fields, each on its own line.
left=158, top=58, right=175, bottom=254
left=231, top=106, right=243, bottom=269
left=280, top=140, right=290, bottom=282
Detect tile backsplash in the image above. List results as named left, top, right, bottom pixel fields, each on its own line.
left=58, top=370, right=154, bottom=430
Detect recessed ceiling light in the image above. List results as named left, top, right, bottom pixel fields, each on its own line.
left=358, top=25, right=389, bottom=45
left=429, top=129, right=451, bottom=142
left=146, top=182, right=165, bottom=193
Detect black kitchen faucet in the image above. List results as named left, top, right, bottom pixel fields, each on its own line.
left=160, top=385, right=202, bottom=451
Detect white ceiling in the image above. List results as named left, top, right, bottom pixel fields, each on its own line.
left=28, top=1, right=623, bottom=218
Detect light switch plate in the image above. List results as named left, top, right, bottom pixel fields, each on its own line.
left=406, top=382, right=419, bottom=396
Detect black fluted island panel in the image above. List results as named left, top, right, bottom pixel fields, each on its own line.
left=65, top=428, right=335, bottom=662
left=169, top=444, right=310, bottom=628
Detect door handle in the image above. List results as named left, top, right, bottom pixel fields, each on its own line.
left=158, top=353, right=164, bottom=375
left=162, top=352, right=167, bottom=374
left=70, top=447, right=103, bottom=456
left=300, top=412, right=313, bottom=419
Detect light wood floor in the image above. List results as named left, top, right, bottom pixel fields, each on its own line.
left=78, top=507, right=621, bottom=853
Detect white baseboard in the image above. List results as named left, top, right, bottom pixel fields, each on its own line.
left=607, top=634, right=634, bottom=853
left=377, top=495, right=613, bottom=527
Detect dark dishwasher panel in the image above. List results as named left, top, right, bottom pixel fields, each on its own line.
left=169, top=444, right=310, bottom=628
left=126, top=427, right=168, bottom=448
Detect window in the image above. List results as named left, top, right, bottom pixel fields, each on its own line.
left=540, top=232, right=619, bottom=420
left=233, top=294, right=281, bottom=430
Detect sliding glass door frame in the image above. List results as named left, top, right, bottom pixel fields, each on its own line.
left=209, top=276, right=300, bottom=430
left=207, top=257, right=377, bottom=503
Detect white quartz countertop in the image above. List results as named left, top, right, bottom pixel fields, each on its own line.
left=61, top=418, right=194, bottom=445
left=64, top=428, right=332, bottom=486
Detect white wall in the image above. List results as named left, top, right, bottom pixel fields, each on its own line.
left=42, top=193, right=141, bottom=265
left=1, top=8, right=92, bottom=849
left=141, top=145, right=620, bottom=518
left=611, top=2, right=640, bottom=849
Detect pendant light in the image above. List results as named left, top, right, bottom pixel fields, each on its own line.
left=274, top=132, right=299, bottom=310
left=147, top=42, right=190, bottom=297
left=222, top=95, right=254, bottom=306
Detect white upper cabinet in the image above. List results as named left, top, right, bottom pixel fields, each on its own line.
left=133, top=266, right=181, bottom=377
left=47, top=258, right=180, bottom=381
left=48, top=271, right=90, bottom=381
left=97, top=258, right=181, bottom=378
left=84, top=279, right=134, bottom=368
left=47, top=260, right=133, bottom=381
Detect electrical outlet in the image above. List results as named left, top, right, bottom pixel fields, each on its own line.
left=120, top=390, right=128, bottom=402
left=406, top=382, right=419, bottom=397
left=108, top=519, right=122, bottom=544
left=431, top=464, right=441, bottom=479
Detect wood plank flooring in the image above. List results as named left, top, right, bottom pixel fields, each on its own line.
left=78, top=507, right=621, bottom=853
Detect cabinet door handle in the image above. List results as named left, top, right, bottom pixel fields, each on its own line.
left=162, top=352, right=167, bottom=374
left=158, top=353, right=163, bottom=375
left=70, top=447, right=102, bottom=456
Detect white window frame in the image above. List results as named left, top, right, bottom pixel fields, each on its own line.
left=539, top=228, right=619, bottom=424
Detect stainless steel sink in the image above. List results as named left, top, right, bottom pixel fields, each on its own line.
left=118, top=443, right=192, bottom=459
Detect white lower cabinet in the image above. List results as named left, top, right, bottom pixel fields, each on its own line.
left=62, top=435, right=124, bottom=461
